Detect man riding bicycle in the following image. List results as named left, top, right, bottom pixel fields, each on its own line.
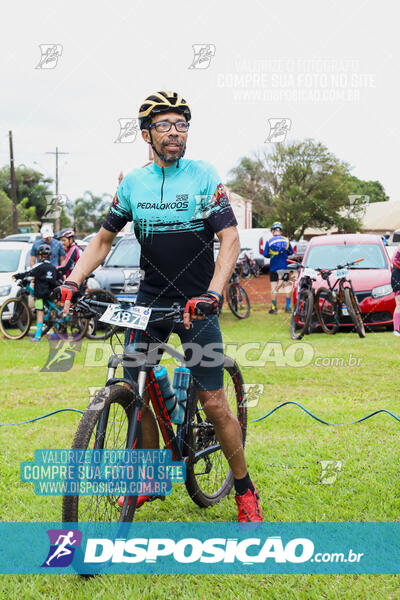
left=56, top=91, right=262, bottom=522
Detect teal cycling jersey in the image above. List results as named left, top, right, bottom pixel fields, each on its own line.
left=102, top=159, right=237, bottom=298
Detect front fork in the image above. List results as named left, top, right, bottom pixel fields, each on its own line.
left=94, top=358, right=145, bottom=450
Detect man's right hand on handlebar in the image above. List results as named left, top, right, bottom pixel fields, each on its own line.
left=52, top=280, right=80, bottom=317
left=183, top=291, right=222, bottom=329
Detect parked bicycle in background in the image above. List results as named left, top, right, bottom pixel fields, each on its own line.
left=225, top=264, right=250, bottom=319
left=0, top=276, right=88, bottom=341
left=314, top=259, right=366, bottom=337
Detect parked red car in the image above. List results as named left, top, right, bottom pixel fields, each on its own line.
left=293, top=234, right=394, bottom=329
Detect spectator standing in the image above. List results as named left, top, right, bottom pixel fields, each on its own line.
left=391, top=246, right=400, bottom=336
left=30, top=224, right=65, bottom=267
left=263, top=222, right=294, bottom=314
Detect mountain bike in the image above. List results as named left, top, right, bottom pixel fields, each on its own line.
left=314, top=259, right=366, bottom=338
left=0, top=278, right=88, bottom=341
left=62, top=297, right=246, bottom=524
left=225, top=266, right=250, bottom=319
left=289, top=264, right=318, bottom=340
left=238, top=252, right=261, bottom=279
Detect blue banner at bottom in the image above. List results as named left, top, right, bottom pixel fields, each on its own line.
left=1, top=522, right=400, bottom=574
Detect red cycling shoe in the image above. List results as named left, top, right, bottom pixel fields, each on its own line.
left=235, top=487, right=263, bottom=522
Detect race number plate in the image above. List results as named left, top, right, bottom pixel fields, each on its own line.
left=342, top=305, right=349, bottom=316
left=99, top=304, right=151, bottom=330
left=303, top=267, right=317, bottom=278
left=334, top=268, right=348, bottom=278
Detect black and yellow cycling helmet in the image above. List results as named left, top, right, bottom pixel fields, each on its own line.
left=139, top=91, right=191, bottom=130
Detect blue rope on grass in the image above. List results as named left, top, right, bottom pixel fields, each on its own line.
left=249, top=401, right=400, bottom=426
left=1, top=402, right=400, bottom=428
left=0, top=408, right=84, bottom=427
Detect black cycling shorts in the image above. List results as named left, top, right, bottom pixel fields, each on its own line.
left=123, top=291, right=224, bottom=391
left=391, top=266, right=400, bottom=294
left=270, top=270, right=290, bottom=282
left=269, top=271, right=279, bottom=282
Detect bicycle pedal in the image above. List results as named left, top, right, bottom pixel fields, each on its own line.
left=148, top=495, right=165, bottom=503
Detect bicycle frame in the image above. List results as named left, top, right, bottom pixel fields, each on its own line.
left=98, top=336, right=202, bottom=465
left=19, top=280, right=68, bottom=324
left=323, top=274, right=357, bottom=307
left=43, top=299, right=67, bottom=324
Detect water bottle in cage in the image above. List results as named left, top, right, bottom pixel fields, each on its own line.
left=153, top=365, right=190, bottom=424
left=172, top=366, right=191, bottom=422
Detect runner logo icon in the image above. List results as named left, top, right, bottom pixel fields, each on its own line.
left=42, top=529, right=82, bottom=568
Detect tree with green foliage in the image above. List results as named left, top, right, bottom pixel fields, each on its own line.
left=0, top=192, right=38, bottom=237
left=0, top=166, right=53, bottom=220
left=70, top=192, right=112, bottom=236
left=226, top=157, right=273, bottom=227
left=347, top=176, right=389, bottom=203
left=228, top=140, right=387, bottom=239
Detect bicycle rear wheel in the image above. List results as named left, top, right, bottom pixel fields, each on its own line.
left=290, top=289, right=313, bottom=340
left=184, top=357, right=247, bottom=508
left=0, top=297, right=31, bottom=340
left=227, top=283, right=250, bottom=319
left=344, top=287, right=366, bottom=338
left=62, top=385, right=143, bottom=523
left=314, top=287, right=339, bottom=334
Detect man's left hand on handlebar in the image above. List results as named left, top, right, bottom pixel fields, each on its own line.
left=183, top=290, right=222, bottom=329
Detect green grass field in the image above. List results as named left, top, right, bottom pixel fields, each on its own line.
left=1, top=305, right=400, bottom=599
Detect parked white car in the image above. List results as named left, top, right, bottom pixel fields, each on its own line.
left=0, top=241, right=33, bottom=307
left=237, top=228, right=270, bottom=268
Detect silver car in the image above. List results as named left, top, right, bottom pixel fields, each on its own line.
left=93, top=235, right=142, bottom=299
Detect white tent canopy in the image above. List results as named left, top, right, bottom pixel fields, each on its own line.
left=361, top=199, right=400, bottom=232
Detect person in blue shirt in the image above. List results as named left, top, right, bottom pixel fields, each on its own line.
left=263, top=222, right=294, bottom=314
left=30, top=224, right=65, bottom=268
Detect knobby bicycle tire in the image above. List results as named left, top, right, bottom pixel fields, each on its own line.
left=227, top=283, right=250, bottom=319
left=184, top=357, right=247, bottom=508
left=62, top=385, right=143, bottom=524
left=343, top=287, right=366, bottom=338
left=53, top=311, right=89, bottom=341
left=314, top=287, right=339, bottom=334
left=290, top=289, right=313, bottom=340
left=0, top=296, right=31, bottom=340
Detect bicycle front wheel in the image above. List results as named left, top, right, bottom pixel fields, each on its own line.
left=184, top=357, right=247, bottom=508
left=55, top=311, right=89, bottom=341
left=314, top=287, right=339, bottom=334
left=290, top=289, right=313, bottom=340
left=0, top=297, right=31, bottom=340
left=227, top=283, right=250, bottom=319
left=344, top=287, right=366, bottom=338
left=62, top=385, right=143, bottom=523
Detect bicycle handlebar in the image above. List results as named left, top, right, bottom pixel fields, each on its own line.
left=317, top=258, right=364, bottom=278
left=76, top=296, right=185, bottom=324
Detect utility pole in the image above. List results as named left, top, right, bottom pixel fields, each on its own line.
left=45, top=146, right=69, bottom=231
left=8, top=131, right=18, bottom=234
